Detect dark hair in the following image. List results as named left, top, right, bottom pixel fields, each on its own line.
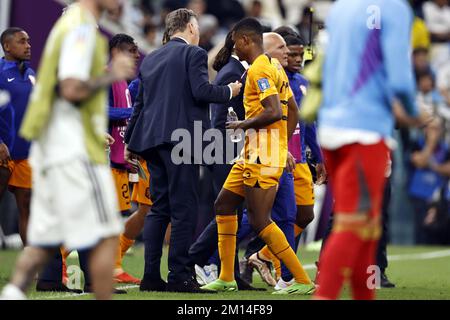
left=109, top=33, right=135, bottom=53
left=284, top=34, right=305, bottom=47
left=416, top=69, right=435, bottom=85
left=273, top=26, right=299, bottom=39
left=165, top=8, right=198, bottom=38
left=213, top=31, right=234, bottom=72
left=232, top=17, right=263, bottom=44
left=251, top=0, right=262, bottom=7
left=413, top=47, right=429, bottom=56
left=162, top=30, right=170, bottom=45
left=0, top=27, right=25, bottom=50
left=143, top=23, right=156, bottom=35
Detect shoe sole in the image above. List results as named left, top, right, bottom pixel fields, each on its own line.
left=200, top=284, right=238, bottom=293
left=114, top=279, right=141, bottom=285
left=272, top=288, right=315, bottom=295
left=201, top=287, right=237, bottom=293
left=165, top=289, right=219, bottom=294
left=248, top=260, right=276, bottom=287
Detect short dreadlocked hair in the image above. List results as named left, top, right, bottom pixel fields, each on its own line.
left=232, top=17, right=263, bottom=45
left=109, top=33, right=136, bottom=53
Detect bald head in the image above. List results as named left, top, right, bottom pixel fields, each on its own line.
left=263, top=32, right=289, bottom=67
left=263, top=33, right=284, bottom=50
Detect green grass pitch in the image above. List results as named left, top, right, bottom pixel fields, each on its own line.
left=0, top=245, right=449, bottom=300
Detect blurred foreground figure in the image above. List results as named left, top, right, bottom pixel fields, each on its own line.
left=1, top=0, right=135, bottom=300
left=315, top=0, right=426, bottom=300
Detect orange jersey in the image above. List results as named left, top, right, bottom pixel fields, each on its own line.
left=243, top=54, right=293, bottom=168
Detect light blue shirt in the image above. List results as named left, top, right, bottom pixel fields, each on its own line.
left=319, top=0, right=418, bottom=138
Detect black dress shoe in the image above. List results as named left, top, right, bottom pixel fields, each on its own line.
left=236, top=277, right=267, bottom=291
left=166, top=277, right=217, bottom=294
left=140, top=278, right=167, bottom=292
left=239, top=257, right=253, bottom=284
left=83, top=284, right=127, bottom=294
left=36, top=281, right=83, bottom=294
left=380, top=273, right=395, bottom=288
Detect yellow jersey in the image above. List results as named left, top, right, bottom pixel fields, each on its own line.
left=243, top=54, right=293, bottom=168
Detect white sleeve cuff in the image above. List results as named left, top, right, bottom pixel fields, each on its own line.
left=227, top=85, right=233, bottom=100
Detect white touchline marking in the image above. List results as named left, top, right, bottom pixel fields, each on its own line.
left=304, top=264, right=316, bottom=270
left=33, top=249, right=450, bottom=299
left=386, top=249, right=450, bottom=261
left=301, top=249, right=450, bottom=270
left=32, top=284, right=139, bottom=300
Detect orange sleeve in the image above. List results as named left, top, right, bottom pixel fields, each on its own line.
left=249, top=60, right=279, bottom=102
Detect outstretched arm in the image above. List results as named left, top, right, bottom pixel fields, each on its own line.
left=57, top=25, right=135, bottom=104
left=108, top=106, right=134, bottom=121
left=188, top=48, right=241, bottom=103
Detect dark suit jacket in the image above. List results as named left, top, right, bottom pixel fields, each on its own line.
left=125, top=38, right=231, bottom=156
left=210, top=57, right=246, bottom=130
left=210, top=57, right=247, bottom=164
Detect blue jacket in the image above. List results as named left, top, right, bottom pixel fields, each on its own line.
left=210, top=57, right=246, bottom=130
left=210, top=57, right=246, bottom=163
left=0, top=58, right=35, bottom=159
left=409, top=138, right=449, bottom=201
left=128, top=78, right=140, bottom=104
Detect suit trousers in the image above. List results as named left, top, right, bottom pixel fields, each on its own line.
left=38, top=249, right=91, bottom=286
left=188, top=162, right=246, bottom=277
left=143, top=144, right=200, bottom=283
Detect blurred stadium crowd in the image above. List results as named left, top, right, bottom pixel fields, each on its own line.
left=1, top=0, right=450, bottom=248
left=82, top=0, right=328, bottom=54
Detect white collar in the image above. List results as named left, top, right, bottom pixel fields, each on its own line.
left=231, top=55, right=249, bottom=70
left=173, top=36, right=189, bottom=44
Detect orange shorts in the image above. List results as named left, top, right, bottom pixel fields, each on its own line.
left=130, top=160, right=152, bottom=206
left=0, top=159, right=32, bottom=189
left=293, top=163, right=315, bottom=206
left=223, top=162, right=284, bottom=197
left=111, top=168, right=131, bottom=212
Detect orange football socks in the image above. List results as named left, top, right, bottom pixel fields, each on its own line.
left=216, top=215, right=238, bottom=282
left=259, top=222, right=311, bottom=284
left=115, top=234, right=135, bottom=270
